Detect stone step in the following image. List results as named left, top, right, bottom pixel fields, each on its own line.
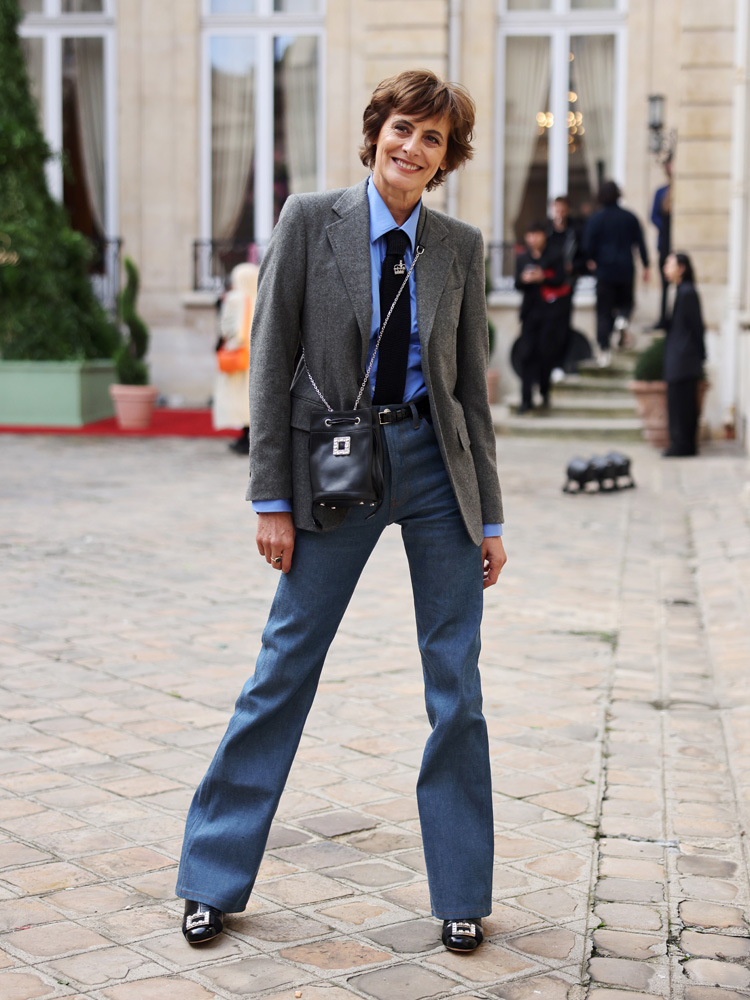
left=493, top=410, right=644, bottom=441
left=553, top=374, right=632, bottom=393
left=509, top=396, right=638, bottom=419
left=577, top=360, right=635, bottom=379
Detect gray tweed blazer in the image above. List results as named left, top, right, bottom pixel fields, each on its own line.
left=246, top=179, right=503, bottom=545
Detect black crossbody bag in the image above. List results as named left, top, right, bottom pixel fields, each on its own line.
left=304, top=245, right=424, bottom=526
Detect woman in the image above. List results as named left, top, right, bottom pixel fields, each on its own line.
left=176, top=70, right=506, bottom=954
left=213, top=262, right=258, bottom=455
left=662, top=252, right=705, bottom=457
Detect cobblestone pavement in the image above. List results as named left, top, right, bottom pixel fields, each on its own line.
left=1, top=432, right=749, bottom=1000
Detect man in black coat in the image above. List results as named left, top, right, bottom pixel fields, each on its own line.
left=546, top=195, right=586, bottom=378
left=584, top=180, right=650, bottom=366
left=514, top=222, right=570, bottom=414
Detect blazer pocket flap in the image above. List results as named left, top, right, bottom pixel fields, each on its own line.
left=290, top=393, right=325, bottom=431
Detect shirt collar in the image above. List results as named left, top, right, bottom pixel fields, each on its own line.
left=367, top=176, right=421, bottom=251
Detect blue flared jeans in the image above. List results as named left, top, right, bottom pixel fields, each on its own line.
left=176, top=411, right=494, bottom=919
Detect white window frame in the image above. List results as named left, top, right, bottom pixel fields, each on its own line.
left=200, top=0, right=326, bottom=247
left=18, top=0, right=118, bottom=237
left=493, top=0, right=627, bottom=246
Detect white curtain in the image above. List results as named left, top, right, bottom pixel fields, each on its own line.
left=571, top=35, right=615, bottom=195
left=504, top=36, right=550, bottom=242
left=280, top=36, right=318, bottom=195
left=73, top=37, right=106, bottom=233
left=211, top=40, right=256, bottom=240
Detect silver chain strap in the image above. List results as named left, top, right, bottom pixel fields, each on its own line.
left=303, top=245, right=425, bottom=412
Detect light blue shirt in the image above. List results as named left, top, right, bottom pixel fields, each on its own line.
left=253, top=177, right=502, bottom=538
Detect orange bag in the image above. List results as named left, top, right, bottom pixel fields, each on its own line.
left=217, top=296, right=251, bottom=374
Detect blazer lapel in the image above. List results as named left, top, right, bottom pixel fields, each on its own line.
left=415, top=207, right=455, bottom=351
left=326, top=181, right=373, bottom=368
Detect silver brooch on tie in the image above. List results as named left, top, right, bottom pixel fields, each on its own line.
left=393, top=259, right=406, bottom=276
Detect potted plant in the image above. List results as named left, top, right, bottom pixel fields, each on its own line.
left=109, top=257, right=159, bottom=429
left=628, top=336, right=708, bottom=449
left=0, top=0, right=120, bottom=427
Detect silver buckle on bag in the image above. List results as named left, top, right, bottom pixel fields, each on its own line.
left=332, top=437, right=351, bottom=456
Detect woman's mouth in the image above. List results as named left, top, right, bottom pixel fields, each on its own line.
left=393, top=158, right=421, bottom=172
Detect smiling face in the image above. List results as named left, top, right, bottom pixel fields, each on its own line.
left=371, top=112, right=450, bottom=217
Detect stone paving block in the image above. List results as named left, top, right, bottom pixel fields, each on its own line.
left=0, top=897, right=60, bottom=932
left=492, top=975, right=572, bottom=999
left=235, top=910, right=330, bottom=943
left=325, top=861, right=414, bottom=888
left=684, top=987, right=750, bottom=1000
left=344, top=828, right=422, bottom=854
left=510, top=927, right=578, bottom=960
left=262, top=988, right=361, bottom=1000
left=259, top=872, right=355, bottom=906
left=198, top=956, right=307, bottom=994
left=587, top=991, right=666, bottom=1000
left=1, top=861, right=97, bottom=893
left=680, top=931, right=750, bottom=960
left=140, top=928, right=247, bottom=966
left=494, top=835, right=557, bottom=860
left=677, top=856, right=739, bottom=878
left=122, top=869, right=179, bottom=899
left=299, top=811, right=379, bottom=838
left=316, top=900, right=391, bottom=926
left=93, top=906, right=177, bottom=941
left=595, top=878, right=664, bottom=904
left=280, top=938, right=392, bottom=970
left=0, top=845, right=52, bottom=869
left=3, top=921, right=112, bottom=958
left=517, top=887, right=585, bottom=920
left=593, top=929, right=665, bottom=960
left=599, top=839, right=665, bottom=860
left=349, top=962, right=450, bottom=1000
left=680, top=901, right=747, bottom=929
left=80, top=847, right=175, bottom=878
left=524, top=850, right=589, bottom=882
left=102, top=979, right=216, bottom=1000
left=273, top=841, right=369, bottom=870
left=429, top=942, right=537, bottom=982
left=47, top=946, right=165, bottom=987
left=588, top=956, right=662, bottom=991
left=680, top=877, right=740, bottom=902
left=0, top=971, right=54, bottom=1000
left=599, top=858, right=665, bottom=881
left=366, top=917, right=440, bottom=953
left=683, top=959, right=750, bottom=989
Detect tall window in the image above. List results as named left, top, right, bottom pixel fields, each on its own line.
left=495, top=0, right=625, bottom=254
left=19, top=0, right=117, bottom=242
left=202, top=0, right=324, bottom=253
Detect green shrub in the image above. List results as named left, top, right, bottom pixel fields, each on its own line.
left=0, top=0, right=118, bottom=361
left=114, top=258, right=149, bottom=385
left=633, top=336, right=665, bottom=381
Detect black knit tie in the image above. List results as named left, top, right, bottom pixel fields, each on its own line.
left=372, top=229, right=411, bottom=405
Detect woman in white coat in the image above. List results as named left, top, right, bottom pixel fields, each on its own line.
left=213, top=262, right=259, bottom=453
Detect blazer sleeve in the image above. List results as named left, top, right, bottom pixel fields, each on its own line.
left=246, top=195, right=307, bottom=502
left=454, top=229, right=504, bottom=525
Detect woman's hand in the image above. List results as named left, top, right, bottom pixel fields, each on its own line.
left=482, top=536, right=507, bottom=589
left=256, top=512, right=296, bottom=573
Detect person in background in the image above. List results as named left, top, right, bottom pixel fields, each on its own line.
left=546, top=195, right=585, bottom=382
left=514, top=221, right=570, bottom=414
left=213, top=262, right=259, bottom=454
left=650, top=160, right=672, bottom=330
left=584, top=180, right=650, bottom=367
left=662, top=251, right=705, bottom=457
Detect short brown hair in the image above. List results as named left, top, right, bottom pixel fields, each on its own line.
left=360, top=70, right=475, bottom=192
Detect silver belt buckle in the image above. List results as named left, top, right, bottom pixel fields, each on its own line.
left=378, top=408, right=391, bottom=425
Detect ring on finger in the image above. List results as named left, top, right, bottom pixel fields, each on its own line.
left=272, top=555, right=283, bottom=565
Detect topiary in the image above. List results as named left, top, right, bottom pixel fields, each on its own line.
left=114, top=258, right=149, bottom=385
left=0, top=0, right=119, bottom=361
left=633, top=336, right=665, bottom=381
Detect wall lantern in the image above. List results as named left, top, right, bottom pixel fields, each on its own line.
left=648, top=94, right=666, bottom=154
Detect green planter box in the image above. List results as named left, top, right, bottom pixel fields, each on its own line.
left=0, top=360, right=117, bottom=427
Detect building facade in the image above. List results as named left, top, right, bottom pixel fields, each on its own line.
left=18, top=0, right=750, bottom=447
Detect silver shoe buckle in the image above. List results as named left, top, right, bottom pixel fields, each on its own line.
left=186, top=911, right=212, bottom=931
left=451, top=921, right=476, bottom=937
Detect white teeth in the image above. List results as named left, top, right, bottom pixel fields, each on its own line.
left=394, top=158, right=420, bottom=171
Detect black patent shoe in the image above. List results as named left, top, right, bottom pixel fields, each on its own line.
left=182, top=900, right=224, bottom=945
left=442, top=917, right=483, bottom=952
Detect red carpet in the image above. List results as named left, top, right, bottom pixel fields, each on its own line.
left=0, top=409, right=239, bottom=438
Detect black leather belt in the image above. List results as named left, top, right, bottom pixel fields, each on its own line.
left=377, top=396, right=431, bottom=425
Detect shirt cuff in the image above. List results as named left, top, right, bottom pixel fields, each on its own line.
left=483, top=523, right=503, bottom=537
left=252, top=499, right=293, bottom=514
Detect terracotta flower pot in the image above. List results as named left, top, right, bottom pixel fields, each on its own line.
left=108, top=384, right=159, bottom=430
left=628, top=379, right=710, bottom=450
left=628, top=380, right=669, bottom=448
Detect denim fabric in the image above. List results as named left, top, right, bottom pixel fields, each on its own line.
left=176, top=413, right=494, bottom=918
